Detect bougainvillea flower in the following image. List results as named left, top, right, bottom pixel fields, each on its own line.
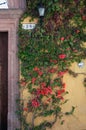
left=47, top=98, right=51, bottom=102
left=73, top=49, right=78, bottom=52
left=58, top=54, right=66, bottom=59
left=31, top=77, right=36, bottom=84
left=40, top=82, right=46, bottom=88
left=40, top=87, right=52, bottom=95
left=57, top=95, right=64, bottom=100
left=62, top=83, right=66, bottom=88
left=31, top=99, right=40, bottom=108
left=76, top=30, right=80, bottom=33
left=60, top=37, right=65, bottom=41
left=48, top=68, right=57, bottom=73
left=37, top=86, right=52, bottom=96
left=23, top=107, right=28, bottom=112
left=58, top=71, right=66, bottom=76
left=50, top=59, right=57, bottom=64
left=33, top=67, right=40, bottom=71
left=40, top=89, right=46, bottom=95
left=36, top=89, right=41, bottom=95
left=20, top=81, right=26, bottom=87
left=57, top=89, right=65, bottom=95
left=66, top=48, right=70, bottom=51
left=47, top=86, right=52, bottom=94
left=38, top=70, right=43, bottom=76
left=82, top=15, right=86, bottom=21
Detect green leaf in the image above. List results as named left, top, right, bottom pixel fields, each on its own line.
left=65, top=106, right=75, bottom=115
left=43, top=110, right=54, bottom=117
left=61, top=120, right=65, bottom=125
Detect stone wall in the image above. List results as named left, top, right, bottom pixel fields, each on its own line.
left=8, top=0, right=26, bottom=9
left=0, top=0, right=26, bottom=129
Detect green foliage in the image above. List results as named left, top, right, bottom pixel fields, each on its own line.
left=65, top=106, right=75, bottom=115
left=17, top=0, right=86, bottom=130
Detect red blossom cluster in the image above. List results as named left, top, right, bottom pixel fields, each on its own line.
left=50, top=59, right=57, bottom=64
left=33, top=67, right=43, bottom=76
left=37, top=86, right=52, bottom=96
left=33, top=67, right=39, bottom=71
left=60, top=37, right=65, bottom=41
left=57, top=89, right=65, bottom=100
left=40, top=82, right=46, bottom=88
left=48, top=68, right=57, bottom=73
left=20, top=79, right=27, bottom=87
left=23, top=107, right=28, bottom=112
left=82, top=15, right=86, bottom=21
left=73, top=49, right=78, bottom=53
left=58, top=54, right=66, bottom=59
left=31, top=67, right=44, bottom=84
left=75, top=29, right=80, bottom=34
left=30, top=66, right=67, bottom=108
left=31, top=99, right=40, bottom=108
left=58, top=70, right=67, bottom=77
left=31, top=77, right=36, bottom=84
left=62, top=83, right=66, bottom=88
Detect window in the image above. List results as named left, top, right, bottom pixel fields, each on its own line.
left=0, top=0, right=8, bottom=9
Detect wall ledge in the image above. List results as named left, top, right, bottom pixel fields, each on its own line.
left=0, top=9, right=25, bottom=19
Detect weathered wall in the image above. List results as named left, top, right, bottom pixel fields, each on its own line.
left=0, top=1, right=26, bottom=129
left=8, top=0, right=26, bottom=9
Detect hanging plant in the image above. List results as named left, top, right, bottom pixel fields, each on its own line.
left=17, top=0, right=86, bottom=130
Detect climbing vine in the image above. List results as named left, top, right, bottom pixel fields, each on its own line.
left=17, top=0, right=86, bottom=130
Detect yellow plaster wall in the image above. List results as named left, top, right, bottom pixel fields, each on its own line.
left=21, top=17, right=38, bottom=24
left=51, top=60, right=86, bottom=130
left=49, top=61, right=86, bottom=130
left=21, top=17, right=86, bottom=130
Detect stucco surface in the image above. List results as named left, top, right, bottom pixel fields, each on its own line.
left=50, top=60, right=86, bottom=130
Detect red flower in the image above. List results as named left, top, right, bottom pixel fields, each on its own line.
left=57, top=95, right=64, bottom=100
left=62, top=83, right=66, bottom=88
left=40, top=89, right=46, bottom=95
left=58, top=54, right=66, bottom=59
left=66, top=48, right=70, bottom=51
left=37, top=89, right=41, bottom=95
left=47, top=98, right=51, bottom=102
left=57, top=89, right=65, bottom=95
left=21, top=81, right=26, bottom=87
left=50, top=59, right=57, bottom=64
left=32, top=99, right=40, bottom=108
left=40, top=82, right=46, bottom=88
left=37, top=86, right=52, bottom=96
left=38, top=70, right=43, bottom=76
left=48, top=68, right=57, bottom=73
left=33, top=67, right=43, bottom=76
left=57, top=89, right=65, bottom=100
left=47, top=86, right=52, bottom=94
left=82, top=15, right=86, bottom=21
left=58, top=71, right=66, bottom=76
left=73, top=49, right=78, bottom=52
left=33, top=67, right=39, bottom=71
left=23, top=107, right=28, bottom=112
left=60, top=37, right=65, bottom=41
left=31, top=77, right=36, bottom=84
left=76, top=30, right=80, bottom=34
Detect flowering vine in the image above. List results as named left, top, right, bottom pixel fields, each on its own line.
left=17, top=0, right=86, bottom=130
